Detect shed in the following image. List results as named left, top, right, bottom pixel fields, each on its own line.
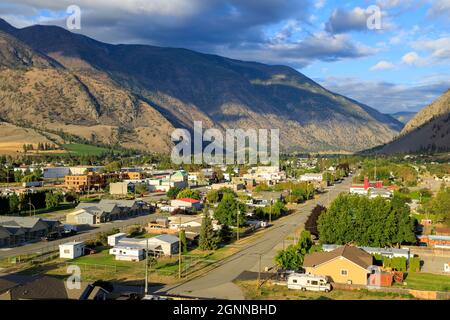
left=59, top=241, right=85, bottom=259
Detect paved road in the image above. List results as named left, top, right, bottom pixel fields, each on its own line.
left=158, top=177, right=353, bottom=299
left=0, top=214, right=159, bottom=259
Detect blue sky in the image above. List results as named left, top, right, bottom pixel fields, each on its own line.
left=0, top=0, right=449, bottom=113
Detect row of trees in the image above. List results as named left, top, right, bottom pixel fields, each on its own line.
left=0, top=190, right=77, bottom=215
left=318, top=194, right=416, bottom=247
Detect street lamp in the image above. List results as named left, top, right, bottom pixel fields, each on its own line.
left=28, top=199, right=36, bottom=216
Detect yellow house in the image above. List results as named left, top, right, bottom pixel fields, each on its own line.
left=303, top=245, right=373, bottom=286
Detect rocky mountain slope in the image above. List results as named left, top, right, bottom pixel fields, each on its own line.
left=379, top=90, right=450, bottom=154
left=0, top=18, right=403, bottom=153
left=401, top=90, right=450, bottom=135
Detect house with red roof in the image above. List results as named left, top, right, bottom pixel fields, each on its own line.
left=170, top=198, right=203, bottom=211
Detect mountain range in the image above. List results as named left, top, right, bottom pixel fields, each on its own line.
left=379, top=90, right=450, bottom=154
left=390, top=111, right=417, bottom=125
left=0, top=18, right=403, bottom=154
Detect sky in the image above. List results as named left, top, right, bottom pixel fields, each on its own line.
left=0, top=0, right=449, bottom=114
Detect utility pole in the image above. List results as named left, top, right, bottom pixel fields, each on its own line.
left=257, top=253, right=262, bottom=290
left=178, top=216, right=182, bottom=279
left=269, top=199, right=272, bottom=224
left=237, top=209, right=240, bottom=241
left=144, top=238, right=149, bottom=295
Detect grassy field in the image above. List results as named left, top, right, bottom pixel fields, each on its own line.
left=403, top=272, right=450, bottom=291
left=62, top=143, right=110, bottom=156
left=237, top=280, right=416, bottom=300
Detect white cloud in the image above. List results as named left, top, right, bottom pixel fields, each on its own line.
left=370, top=60, right=395, bottom=71
left=402, top=51, right=421, bottom=65
left=318, top=75, right=450, bottom=113
left=427, top=0, right=450, bottom=17
left=412, top=37, right=450, bottom=60
left=315, top=0, right=326, bottom=9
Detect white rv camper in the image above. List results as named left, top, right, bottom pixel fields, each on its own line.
left=287, top=273, right=331, bottom=292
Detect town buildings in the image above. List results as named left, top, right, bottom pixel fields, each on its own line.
left=349, top=177, right=393, bottom=198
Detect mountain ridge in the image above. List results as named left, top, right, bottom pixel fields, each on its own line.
left=0, top=18, right=403, bottom=153
left=378, top=90, right=450, bottom=154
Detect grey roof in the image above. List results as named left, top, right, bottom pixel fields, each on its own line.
left=0, top=225, right=11, bottom=238
left=77, top=202, right=117, bottom=214
left=152, top=234, right=179, bottom=244
left=99, top=199, right=138, bottom=208
left=0, top=216, right=43, bottom=229
left=323, top=244, right=409, bottom=256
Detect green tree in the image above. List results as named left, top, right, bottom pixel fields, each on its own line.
left=9, top=194, right=20, bottom=213
left=176, top=188, right=200, bottom=200
left=427, top=186, right=450, bottom=226
left=206, top=190, right=220, bottom=203
left=318, top=194, right=415, bottom=247
left=134, top=183, right=148, bottom=195
left=214, top=193, right=245, bottom=226
left=167, top=187, right=182, bottom=200
left=274, top=230, right=317, bottom=269
left=45, top=192, right=62, bottom=209
left=199, top=213, right=220, bottom=251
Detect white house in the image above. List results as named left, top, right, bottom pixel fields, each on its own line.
left=299, top=173, right=323, bottom=182
left=107, top=233, right=127, bottom=246
left=168, top=215, right=203, bottom=229
left=109, top=246, right=144, bottom=262
left=444, top=263, right=450, bottom=273
left=170, top=198, right=203, bottom=211
left=59, top=241, right=85, bottom=259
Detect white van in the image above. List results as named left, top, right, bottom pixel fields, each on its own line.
left=287, top=273, right=331, bottom=292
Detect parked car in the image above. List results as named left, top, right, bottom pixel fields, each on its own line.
left=61, top=229, right=77, bottom=238
left=41, top=232, right=61, bottom=241
left=287, top=273, right=331, bottom=292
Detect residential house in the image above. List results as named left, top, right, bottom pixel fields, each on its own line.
left=303, top=245, right=374, bottom=286
left=0, top=276, right=109, bottom=300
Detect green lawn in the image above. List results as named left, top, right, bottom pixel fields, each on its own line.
left=62, top=143, right=111, bottom=156
left=403, top=272, right=450, bottom=291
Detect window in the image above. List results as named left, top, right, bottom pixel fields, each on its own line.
left=311, top=280, right=318, bottom=286
left=292, top=279, right=297, bottom=283
left=64, top=249, right=70, bottom=254
left=341, top=269, right=348, bottom=276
